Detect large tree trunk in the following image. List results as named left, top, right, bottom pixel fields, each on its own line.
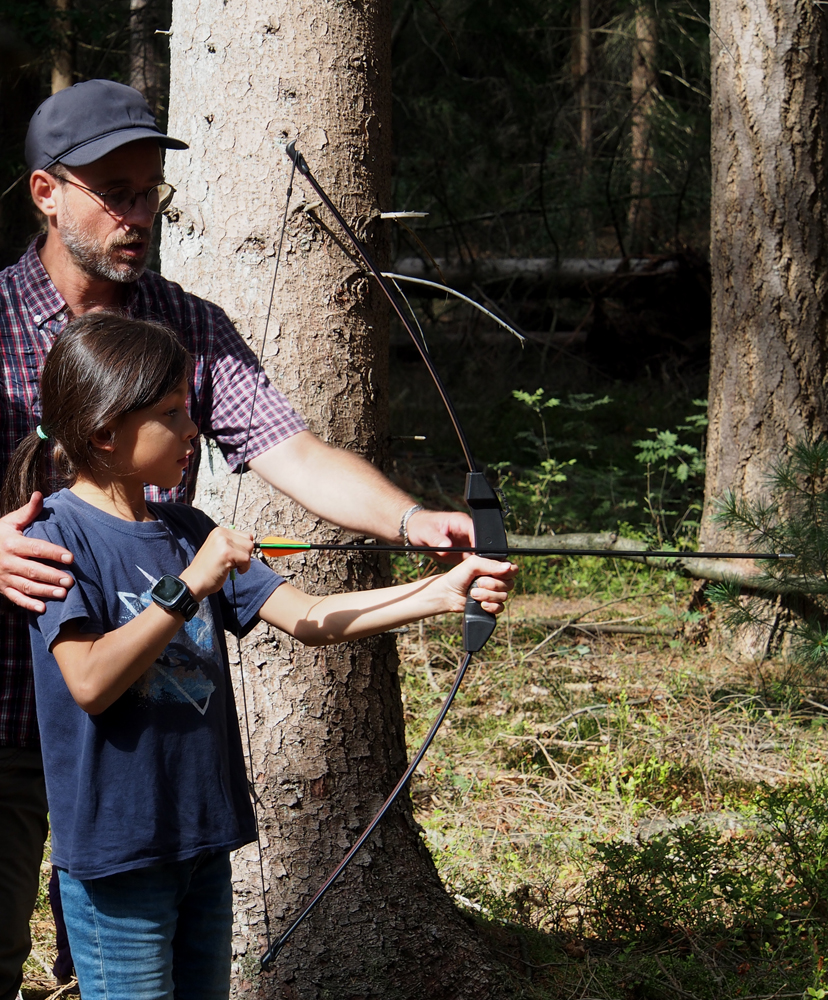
left=702, top=0, right=828, bottom=659
left=702, top=0, right=828, bottom=553
left=161, top=1, right=509, bottom=997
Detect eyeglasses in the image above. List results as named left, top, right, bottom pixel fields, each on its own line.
left=60, top=178, right=175, bottom=217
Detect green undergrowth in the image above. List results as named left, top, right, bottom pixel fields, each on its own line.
left=393, top=549, right=698, bottom=605
left=389, top=330, right=710, bottom=540
left=397, top=582, right=828, bottom=999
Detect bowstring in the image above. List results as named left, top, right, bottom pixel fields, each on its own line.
left=231, top=153, right=297, bottom=523
left=229, top=153, right=297, bottom=953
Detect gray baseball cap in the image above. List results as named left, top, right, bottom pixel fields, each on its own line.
left=25, top=79, right=188, bottom=171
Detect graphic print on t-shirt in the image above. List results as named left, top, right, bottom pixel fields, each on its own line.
left=115, top=565, right=218, bottom=715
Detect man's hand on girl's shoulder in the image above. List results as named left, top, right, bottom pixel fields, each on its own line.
left=0, top=493, right=74, bottom=612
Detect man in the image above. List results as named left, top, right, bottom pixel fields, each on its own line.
left=0, top=79, right=473, bottom=1000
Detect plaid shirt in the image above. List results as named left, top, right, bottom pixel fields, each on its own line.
left=1, top=238, right=307, bottom=747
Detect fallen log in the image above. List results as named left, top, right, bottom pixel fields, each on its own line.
left=528, top=618, right=676, bottom=637
left=506, top=533, right=819, bottom=593
left=393, top=256, right=680, bottom=294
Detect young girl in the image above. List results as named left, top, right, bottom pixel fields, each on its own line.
left=3, top=313, right=515, bottom=1000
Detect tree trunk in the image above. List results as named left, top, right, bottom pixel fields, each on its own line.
left=628, top=1, right=658, bottom=254
left=50, top=0, right=72, bottom=93
left=573, top=0, right=596, bottom=253
left=702, top=0, right=828, bottom=553
left=702, top=0, right=828, bottom=658
left=161, top=1, right=510, bottom=996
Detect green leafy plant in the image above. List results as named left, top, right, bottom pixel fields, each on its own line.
left=585, top=823, right=772, bottom=944
left=633, top=399, right=707, bottom=546
left=494, top=389, right=610, bottom=536
left=755, top=780, right=828, bottom=917
left=585, top=779, right=828, bottom=949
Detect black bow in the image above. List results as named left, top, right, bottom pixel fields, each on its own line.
left=260, top=140, right=508, bottom=969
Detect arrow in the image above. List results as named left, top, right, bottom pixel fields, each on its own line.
left=255, top=536, right=794, bottom=560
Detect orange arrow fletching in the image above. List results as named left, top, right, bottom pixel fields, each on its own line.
left=258, top=536, right=312, bottom=557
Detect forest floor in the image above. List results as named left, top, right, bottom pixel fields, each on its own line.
left=24, top=564, right=828, bottom=999
left=394, top=563, right=828, bottom=1000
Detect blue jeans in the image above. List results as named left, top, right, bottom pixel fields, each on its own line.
left=58, top=851, right=232, bottom=1000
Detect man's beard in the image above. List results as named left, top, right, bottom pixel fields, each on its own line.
left=59, top=211, right=151, bottom=284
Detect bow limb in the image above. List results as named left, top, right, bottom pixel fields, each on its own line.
left=260, top=648, right=475, bottom=967
left=285, top=140, right=508, bottom=652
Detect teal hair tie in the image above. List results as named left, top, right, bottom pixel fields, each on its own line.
left=35, top=425, right=48, bottom=441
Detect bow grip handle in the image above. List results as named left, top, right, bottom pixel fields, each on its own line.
left=463, top=471, right=508, bottom=652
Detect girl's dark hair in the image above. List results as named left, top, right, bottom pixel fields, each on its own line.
left=1, top=313, right=192, bottom=514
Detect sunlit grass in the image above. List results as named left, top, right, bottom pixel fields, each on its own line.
left=397, top=585, right=828, bottom=998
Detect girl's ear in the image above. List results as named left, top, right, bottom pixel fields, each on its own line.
left=90, top=425, right=116, bottom=452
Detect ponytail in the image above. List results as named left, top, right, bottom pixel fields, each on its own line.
left=0, top=430, right=64, bottom=516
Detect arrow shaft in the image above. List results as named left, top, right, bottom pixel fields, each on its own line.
left=255, top=541, right=792, bottom=560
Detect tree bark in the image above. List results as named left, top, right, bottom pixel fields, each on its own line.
left=50, top=0, right=72, bottom=93
left=573, top=0, right=596, bottom=253
left=161, top=1, right=510, bottom=996
left=702, top=0, right=828, bottom=555
left=628, top=1, right=658, bottom=253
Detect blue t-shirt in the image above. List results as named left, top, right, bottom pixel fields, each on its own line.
left=26, top=489, right=284, bottom=880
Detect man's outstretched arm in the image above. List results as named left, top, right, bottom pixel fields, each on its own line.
left=248, top=431, right=474, bottom=557
left=0, top=493, right=74, bottom=612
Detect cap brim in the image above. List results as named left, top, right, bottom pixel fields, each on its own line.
left=53, top=126, right=188, bottom=168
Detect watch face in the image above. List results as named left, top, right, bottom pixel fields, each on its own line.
left=154, top=575, right=186, bottom=603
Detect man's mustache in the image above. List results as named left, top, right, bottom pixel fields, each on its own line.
left=110, top=229, right=151, bottom=247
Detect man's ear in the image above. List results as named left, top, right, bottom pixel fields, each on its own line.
left=90, top=425, right=117, bottom=453
left=30, top=170, right=60, bottom=217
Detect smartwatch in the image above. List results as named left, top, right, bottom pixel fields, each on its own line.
left=150, top=574, right=200, bottom=622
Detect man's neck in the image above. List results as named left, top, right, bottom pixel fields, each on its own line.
left=38, top=233, right=130, bottom=315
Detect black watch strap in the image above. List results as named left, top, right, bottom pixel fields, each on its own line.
left=151, top=574, right=200, bottom=622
